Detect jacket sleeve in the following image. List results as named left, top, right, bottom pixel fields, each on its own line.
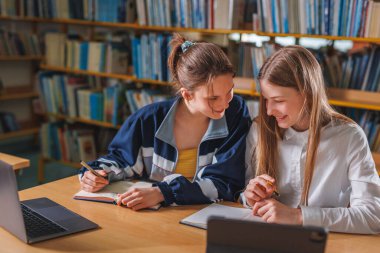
left=301, top=127, right=380, bottom=234
left=155, top=99, right=251, bottom=205
left=79, top=111, right=145, bottom=182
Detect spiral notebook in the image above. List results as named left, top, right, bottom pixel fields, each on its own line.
left=73, top=180, right=161, bottom=210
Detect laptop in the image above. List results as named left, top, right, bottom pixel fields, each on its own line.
left=207, top=217, right=328, bottom=253
left=0, top=160, right=99, bottom=244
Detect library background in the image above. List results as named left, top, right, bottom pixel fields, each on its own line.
left=0, top=0, right=379, bottom=190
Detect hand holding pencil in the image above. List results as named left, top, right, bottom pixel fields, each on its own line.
left=243, top=174, right=280, bottom=208
left=80, top=161, right=109, bottom=193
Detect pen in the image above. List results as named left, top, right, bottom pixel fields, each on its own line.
left=80, top=161, right=106, bottom=178
left=266, top=180, right=280, bottom=197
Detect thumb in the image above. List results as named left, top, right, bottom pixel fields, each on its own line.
left=98, top=170, right=108, bottom=177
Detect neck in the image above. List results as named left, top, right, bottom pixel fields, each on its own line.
left=292, top=116, right=310, bottom=132
left=178, top=99, right=209, bottom=124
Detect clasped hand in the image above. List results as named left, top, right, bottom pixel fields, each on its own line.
left=243, top=174, right=302, bottom=225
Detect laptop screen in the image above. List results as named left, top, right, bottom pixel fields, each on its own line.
left=207, top=217, right=328, bottom=253
left=0, top=160, right=28, bottom=242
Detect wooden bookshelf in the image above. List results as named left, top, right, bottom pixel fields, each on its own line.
left=40, top=65, right=262, bottom=97
left=0, top=127, right=39, bottom=141
left=40, top=65, right=380, bottom=112
left=45, top=113, right=121, bottom=129
left=39, top=65, right=170, bottom=87
left=0, top=56, right=43, bottom=61
left=0, top=91, right=39, bottom=101
left=327, top=88, right=380, bottom=111
left=1, top=16, right=379, bottom=43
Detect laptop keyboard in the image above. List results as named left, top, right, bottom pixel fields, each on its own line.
left=21, top=204, right=67, bottom=239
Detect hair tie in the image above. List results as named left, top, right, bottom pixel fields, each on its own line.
left=181, top=41, right=195, bottom=53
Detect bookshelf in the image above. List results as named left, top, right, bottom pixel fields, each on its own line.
left=1, top=16, right=380, bottom=44
left=39, top=64, right=380, bottom=112
left=0, top=90, right=39, bottom=101
left=0, top=65, right=42, bottom=142
left=2, top=1, right=379, bottom=176
left=0, top=56, right=43, bottom=61
left=0, top=127, right=39, bottom=141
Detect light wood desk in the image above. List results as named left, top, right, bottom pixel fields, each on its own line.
left=0, top=152, right=30, bottom=170
left=0, top=176, right=379, bottom=253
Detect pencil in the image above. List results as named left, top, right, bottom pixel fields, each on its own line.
left=266, top=180, right=280, bottom=197
left=80, top=160, right=105, bottom=178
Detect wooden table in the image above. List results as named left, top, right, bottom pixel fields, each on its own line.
left=0, top=176, right=379, bottom=253
left=0, top=152, right=30, bottom=170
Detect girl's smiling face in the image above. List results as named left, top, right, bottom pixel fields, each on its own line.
left=260, top=80, right=309, bottom=131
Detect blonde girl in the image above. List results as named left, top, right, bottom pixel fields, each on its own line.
left=243, top=45, right=380, bottom=234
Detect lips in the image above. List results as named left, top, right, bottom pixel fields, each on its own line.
left=275, top=115, right=287, bottom=121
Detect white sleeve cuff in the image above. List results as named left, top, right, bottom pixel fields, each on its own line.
left=240, top=192, right=252, bottom=209
left=300, top=205, right=323, bottom=227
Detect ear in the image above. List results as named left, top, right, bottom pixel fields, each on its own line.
left=180, top=88, right=193, bottom=101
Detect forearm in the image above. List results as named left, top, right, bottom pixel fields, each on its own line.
left=155, top=176, right=213, bottom=206
left=301, top=205, right=380, bottom=234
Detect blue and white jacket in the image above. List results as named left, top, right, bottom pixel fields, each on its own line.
left=80, top=95, right=251, bottom=206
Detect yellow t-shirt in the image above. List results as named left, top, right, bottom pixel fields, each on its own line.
left=176, top=148, right=198, bottom=179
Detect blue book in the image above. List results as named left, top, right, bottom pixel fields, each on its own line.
left=306, top=0, right=312, bottom=34
left=348, top=54, right=360, bottom=89
left=329, top=0, right=334, bottom=35
left=367, top=48, right=380, bottom=91
left=271, top=0, right=278, bottom=33
left=346, top=0, right=354, bottom=36
left=352, top=0, right=363, bottom=37
left=131, top=37, right=139, bottom=78
left=337, top=0, right=344, bottom=36
left=99, top=43, right=107, bottom=72
left=79, top=42, right=89, bottom=70
left=357, top=52, right=369, bottom=89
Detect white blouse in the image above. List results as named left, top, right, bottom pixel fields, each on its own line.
left=244, top=120, right=380, bottom=234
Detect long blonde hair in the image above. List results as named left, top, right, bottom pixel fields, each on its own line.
left=255, top=45, right=353, bottom=205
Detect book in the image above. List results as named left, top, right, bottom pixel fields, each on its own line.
left=73, top=180, right=161, bottom=210
left=180, top=203, right=264, bottom=229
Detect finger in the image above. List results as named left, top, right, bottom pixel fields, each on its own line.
left=262, top=208, right=275, bottom=223
left=116, top=191, right=134, bottom=206
left=83, top=172, right=109, bottom=186
left=119, top=188, right=137, bottom=200
left=252, top=200, right=267, bottom=216
left=125, top=197, right=143, bottom=208
left=259, top=174, right=275, bottom=183
left=80, top=183, right=104, bottom=193
left=97, top=170, right=108, bottom=177
left=244, top=190, right=261, bottom=203
left=257, top=201, right=272, bottom=216
left=84, top=171, right=109, bottom=184
left=82, top=176, right=108, bottom=188
left=121, top=192, right=141, bottom=205
left=246, top=182, right=267, bottom=199
left=255, top=177, right=274, bottom=194
left=131, top=202, right=147, bottom=211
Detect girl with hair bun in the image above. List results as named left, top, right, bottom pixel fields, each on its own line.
left=79, top=33, right=251, bottom=210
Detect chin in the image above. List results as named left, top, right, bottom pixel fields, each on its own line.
left=210, top=112, right=225, bottom=120
left=277, top=122, right=291, bottom=129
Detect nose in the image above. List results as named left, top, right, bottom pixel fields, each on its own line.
left=224, top=98, right=230, bottom=110
left=266, top=100, right=273, bottom=116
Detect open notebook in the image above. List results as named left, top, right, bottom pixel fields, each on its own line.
left=73, top=181, right=160, bottom=210
left=180, top=203, right=264, bottom=229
